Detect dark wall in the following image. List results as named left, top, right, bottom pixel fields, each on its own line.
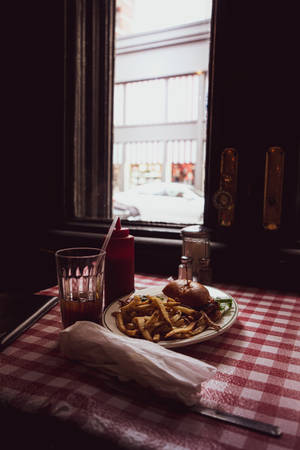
left=1, top=2, right=64, bottom=291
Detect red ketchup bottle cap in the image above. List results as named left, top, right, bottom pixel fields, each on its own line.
left=112, top=217, right=129, bottom=238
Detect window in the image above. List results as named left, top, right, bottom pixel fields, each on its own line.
left=66, top=0, right=212, bottom=224
left=60, top=0, right=300, bottom=289
left=113, top=3, right=210, bottom=224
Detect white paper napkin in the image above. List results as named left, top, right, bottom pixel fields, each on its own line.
left=59, top=321, right=217, bottom=406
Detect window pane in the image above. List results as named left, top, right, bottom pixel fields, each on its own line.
left=113, top=139, right=204, bottom=224
left=116, top=0, right=212, bottom=35
left=114, top=84, right=124, bottom=126
left=167, top=75, right=199, bottom=123
left=125, top=79, right=165, bottom=125
left=114, top=0, right=212, bottom=224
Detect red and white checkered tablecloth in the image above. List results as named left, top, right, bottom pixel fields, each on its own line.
left=1, top=274, right=300, bottom=449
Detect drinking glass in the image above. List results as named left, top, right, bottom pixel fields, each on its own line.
left=55, top=248, right=106, bottom=328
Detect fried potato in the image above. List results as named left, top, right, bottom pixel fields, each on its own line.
left=114, top=311, right=139, bottom=337
left=150, top=296, right=172, bottom=327
left=173, top=305, right=197, bottom=315
left=164, top=321, right=196, bottom=338
left=113, top=293, right=221, bottom=343
left=170, top=311, right=182, bottom=325
left=202, top=311, right=221, bottom=330
left=144, top=310, right=160, bottom=331
left=133, top=316, right=153, bottom=341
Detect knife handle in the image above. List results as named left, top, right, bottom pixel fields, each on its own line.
left=0, top=296, right=58, bottom=351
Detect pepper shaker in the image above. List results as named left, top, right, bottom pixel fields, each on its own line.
left=181, top=225, right=212, bottom=284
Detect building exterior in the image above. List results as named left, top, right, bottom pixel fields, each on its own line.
left=113, top=20, right=211, bottom=196
left=115, top=0, right=136, bottom=36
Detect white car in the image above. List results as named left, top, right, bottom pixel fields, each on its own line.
left=113, top=182, right=204, bottom=224
left=113, top=200, right=140, bottom=220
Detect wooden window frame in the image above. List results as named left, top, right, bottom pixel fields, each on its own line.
left=51, top=0, right=300, bottom=291
left=64, top=0, right=115, bottom=220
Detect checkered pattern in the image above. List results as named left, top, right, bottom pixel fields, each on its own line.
left=1, top=274, right=300, bottom=449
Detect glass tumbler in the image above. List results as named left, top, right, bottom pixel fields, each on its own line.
left=55, top=247, right=106, bottom=328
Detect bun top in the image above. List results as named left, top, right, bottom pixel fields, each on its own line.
left=162, top=279, right=211, bottom=309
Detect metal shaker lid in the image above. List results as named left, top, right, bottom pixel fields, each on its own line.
left=180, top=225, right=210, bottom=238
left=180, top=255, right=192, bottom=263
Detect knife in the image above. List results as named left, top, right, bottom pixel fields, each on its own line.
left=101, top=377, right=282, bottom=438
left=0, top=296, right=59, bottom=351
left=190, top=404, right=282, bottom=437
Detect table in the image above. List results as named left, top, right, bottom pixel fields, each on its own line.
left=1, top=274, right=300, bottom=449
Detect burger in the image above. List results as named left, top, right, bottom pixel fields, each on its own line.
left=162, top=279, right=221, bottom=322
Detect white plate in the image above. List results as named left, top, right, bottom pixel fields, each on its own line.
left=102, top=285, right=239, bottom=349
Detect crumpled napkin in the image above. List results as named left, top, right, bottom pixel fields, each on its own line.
left=59, top=321, right=217, bottom=406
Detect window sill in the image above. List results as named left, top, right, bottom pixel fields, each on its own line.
left=48, top=224, right=182, bottom=278
left=46, top=224, right=300, bottom=293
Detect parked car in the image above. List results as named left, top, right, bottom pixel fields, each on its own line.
left=113, top=200, right=140, bottom=220
left=113, top=182, right=204, bottom=224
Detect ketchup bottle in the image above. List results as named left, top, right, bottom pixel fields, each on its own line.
left=104, top=218, right=135, bottom=306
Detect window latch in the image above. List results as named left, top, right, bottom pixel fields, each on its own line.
left=213, top=147, right=238, bottom=227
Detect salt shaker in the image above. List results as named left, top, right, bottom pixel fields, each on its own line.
left=181, top=225, right=212, bottom=284
left=178, top=255, right=193, bottom=281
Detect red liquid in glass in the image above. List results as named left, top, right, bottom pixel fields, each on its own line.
left=60, top=295, right=102, bottom=328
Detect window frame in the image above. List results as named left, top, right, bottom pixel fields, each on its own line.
left=64, top=0, right=115, bottom=221
left=205, top=0, right=300, bottom=247
left=54, top=0, right=300, bottom=290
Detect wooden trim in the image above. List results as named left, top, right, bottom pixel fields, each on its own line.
left=64, top=0, right=115, bottom=220
left=59, top=0, right=300, bottom=280
left=205, top=0, right=300, bottom=246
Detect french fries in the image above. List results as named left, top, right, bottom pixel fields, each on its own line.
left=112, top=294, right=221, bottom=342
